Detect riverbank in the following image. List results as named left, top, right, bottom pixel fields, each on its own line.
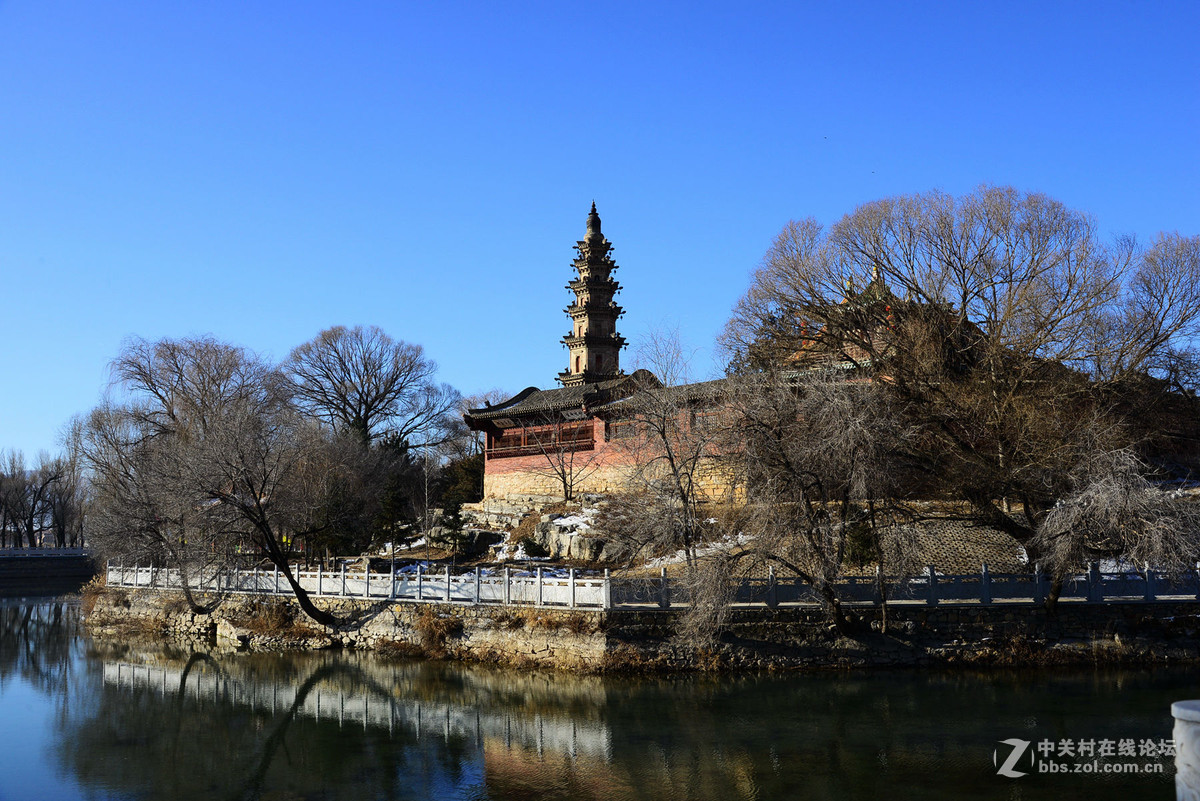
left=83, top=585, right=1200, bottom=673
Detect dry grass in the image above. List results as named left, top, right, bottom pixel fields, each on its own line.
left=374, top=639, right=425, bottom=658
left=79, top=576, right=109, bottom=615
left=489, top=610, right=525, bottom=630
left=161, top=595, right=190, bottom=615
left=563, top=612, right=601, bottom=634
left=504, top=501, right=577, bottom=553
left=598, top=642, right=664, bottom=674
left=948, top=634, right=1144, bottom=667
left=232, top=599, right=323, bottom=638
left=414, top=607, right=463, bottom=656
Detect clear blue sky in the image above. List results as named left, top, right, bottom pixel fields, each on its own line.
left=1, top=1, right=1197, bottom=457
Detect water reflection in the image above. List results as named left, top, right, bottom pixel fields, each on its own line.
left=0, top=598, right=80, bottom=696
left=0, top=600, right=1189, bottom=801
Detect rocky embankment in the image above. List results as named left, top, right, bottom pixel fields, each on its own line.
left=83, top=584, right=1200, bottom=673
left=85, top=586, right=608, bottom=669
left=528, top=508, right=627, bottom=562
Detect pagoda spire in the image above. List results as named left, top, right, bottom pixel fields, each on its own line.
left=557, top=204, right=627, bottom=387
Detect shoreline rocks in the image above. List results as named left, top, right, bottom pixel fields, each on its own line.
left=83, top=587, right=1200, bottom=674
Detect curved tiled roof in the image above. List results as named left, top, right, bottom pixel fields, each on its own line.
left=463, top=370, right=738, bottom=429
left=464, top=371, right=658, bottom=426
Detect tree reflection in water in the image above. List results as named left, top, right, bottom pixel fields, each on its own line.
left=0, top=600, right=1189, bottom=801
left=0, top=599, right=80, bottom=697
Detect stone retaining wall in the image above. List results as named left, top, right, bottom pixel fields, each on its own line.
left=85, top=587, right=1200, bottom=673
left=86, top=588, right=608, bottom=670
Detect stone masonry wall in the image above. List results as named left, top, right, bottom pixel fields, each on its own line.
left=86, top=588, right=609, bottom=670
left=86, top=586, right=1200, bottom=673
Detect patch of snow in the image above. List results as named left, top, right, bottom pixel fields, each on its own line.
left=379, top=538, right=426, bottom=555
left=514, top=567, right=570, bottom=578
left=643, top=532, right=755, bottom=568
left=491, top=540, right=550, bottom=562
left=552, top=506, right=599, bottom=532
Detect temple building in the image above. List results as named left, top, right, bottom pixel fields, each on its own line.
left=464, top=205, right=652, bottom=500
left=462, top=205, right=1031, bottom=573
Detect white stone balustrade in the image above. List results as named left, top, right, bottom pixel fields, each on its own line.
left=1173, top=700, right=1200, bottom=800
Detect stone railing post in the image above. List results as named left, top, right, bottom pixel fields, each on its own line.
left=1145, top=562, right=1156, bottom=602
left=340, top=563, right=347, bottom=597
left=603, top=568, right=612, bottom=609
left=445, top=565, right=452, bottom=603
left=659, top=567, right=671, bottom=609
left=1033, top=564, right=1045, bottom=605
left=416, top=564, right=423, bottom=601
left=767, top=565, right=779, bottom=609
left=536, top=567, right=544, bottom=607
left=274, top=566, right=280, bottom=595
left=1087, top=562, right=1103, bottom=602
left=1173, top=700, right=1200, bottom=800
left=980, top=563, right=992, bottom=605
left=317, top=563, right=324, bottom=596
left=926, top=565, right=938, bottom=606
left=475, top=566, right=482, bottom=604
left=569, top=568, right=577, bottom=608
left=503, top=566, right=511, bottom=605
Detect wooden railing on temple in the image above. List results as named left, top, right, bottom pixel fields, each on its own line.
left=487, top=421, right=595, bottom=459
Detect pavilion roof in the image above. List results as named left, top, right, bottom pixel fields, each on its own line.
left=464, top=370, right=659, bottom=428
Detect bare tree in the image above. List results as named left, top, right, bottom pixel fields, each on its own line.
left=83, top=335, right=276, bottom=611
left=522, top=413, right=603, bottom=502
left=0, top=451, right=64, bottom=549
left=713, top=370, right=922, bottom=632
left=285, top=325, right=460, bottom=449
left=600, top=331, right=732, bottom=567
left=86, top=336, right=385, bottom=625
left=451, top=388, right=512, bottom=460
left=83, top=400, right=238, bottom=613
left=191, top=398, right=379, bottom=626
left=723, top=187, right=1200, bottom=584
left=45, top=462, right=85, bottom=549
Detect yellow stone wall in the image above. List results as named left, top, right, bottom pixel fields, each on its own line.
left=484, top=462, right=639, bottom=500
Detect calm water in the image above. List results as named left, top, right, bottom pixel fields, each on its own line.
left=0, top=598, right=1192, bottom=800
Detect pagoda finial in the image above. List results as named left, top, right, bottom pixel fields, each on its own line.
left=586, top=202, right=602, bottom=239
